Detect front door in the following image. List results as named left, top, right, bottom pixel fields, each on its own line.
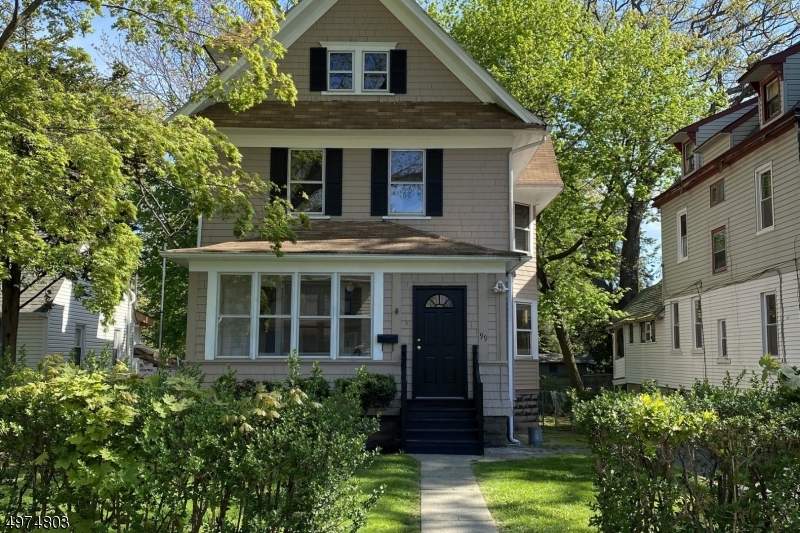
left=413, top=286, right=467, bottom=398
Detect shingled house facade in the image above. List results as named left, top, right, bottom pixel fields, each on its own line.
left=165, top=0, right=562, bottom=452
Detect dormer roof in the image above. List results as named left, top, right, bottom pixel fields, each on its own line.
left=738, top=41, right=800, bottom=84
left=665, top=98, right=757, bottom=149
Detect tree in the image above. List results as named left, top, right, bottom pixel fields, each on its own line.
left=434, top=0, right=719, bottom=389
left=0, top=0, right=302, bottom=366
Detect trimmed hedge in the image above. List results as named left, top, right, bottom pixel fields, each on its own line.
left=574, top=368, right=800, bottom=532
left=0, top=352, right=380, bottom=532
left=335, top=373, right=397, bottom=411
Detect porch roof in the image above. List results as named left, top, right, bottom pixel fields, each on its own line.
left=166, top=220, right=525, bottom=262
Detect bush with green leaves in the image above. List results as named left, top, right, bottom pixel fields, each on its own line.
left=0, top=351, right=379, bottom=532
left=335, top=372, right=397, bottom=411
left=574, top=366, right=800, bottom=532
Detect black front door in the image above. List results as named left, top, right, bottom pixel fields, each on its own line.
left=413, top=286, right=467, bottom=398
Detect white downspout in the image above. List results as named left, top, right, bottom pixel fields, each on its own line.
left=507, top=137, right=546, bottom=445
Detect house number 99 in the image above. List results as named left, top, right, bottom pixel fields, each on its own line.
left=479, top=333, right=488, bottom=341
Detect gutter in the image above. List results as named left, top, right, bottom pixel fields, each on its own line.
left=506, top=137, right=546, bottom=445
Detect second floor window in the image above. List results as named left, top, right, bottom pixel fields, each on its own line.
left=514, top=204, right=532, bottom=253
left=363, top=52, right=388, bottom=91
left=684, top=142, right=696, bottom=173
left=289, top=150, right=324, bottom=214
left=328, top=52, right=354, bottom=90
left=756, top=164, right=774, bottom=231
left=712, top=226, right=727, bottom=273
left=389, top=150, right=424, bottom=214
left=710, top=179, right=725, bottom=206
left=764, top=78, right=781, bottom=121
left=677, top=210, right=688, bottom=261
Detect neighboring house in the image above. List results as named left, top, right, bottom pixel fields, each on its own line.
left=1, top=277, right=143, bottom=368
left=611, top=42, right=800, bottom=391
left=163, top=0, right=563, bottom=453
left=539, top=353, right=594, bottom=378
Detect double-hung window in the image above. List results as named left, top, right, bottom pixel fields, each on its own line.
left=677, top=209, right=688, bottom=262
left=320, top=44, right=397, bottom=94
left=217, top=275, right=253, bottom=358
left=514, top=204, right=532, bottom=253
left=389, top=150, right=424, bottom=215
left=718, top=320, right=728, bottom=358
left=712, top=226, right=727, bottom=273
left=710, top=179, right=725, bottom=206
left=614, top=328, right=624, bottom=359
left=692, top=298, right=703, bottom=349
left=672, top=303, right=680, bottom=350
left=761, top=293, right=779, bottom=357
left=73, top=325, right=86, bottom=365
left=328, top=52, right=354, bottom=91
left=684, top=142, right=696, bottom=174
left=259, top=275, right=293, bottom=357
left=640, top=321, right=654, bottom=343
left=298, top=275, right=332, bottom=356
left=755, top=164, right=774, bottom=232
left=515, top=302, right=534, bottom=356
left=763, top=78, right=781, bottom=122
left=339, top=276, right=372, bottom=356
left=363, top=52, right=389, bottom=91
left=288, top=149, right=324, bottom=214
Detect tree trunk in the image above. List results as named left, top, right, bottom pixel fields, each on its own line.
left=553, top=320, right=585, bottom=391
left=616, top=199, right=647, bottom=310
left=1, top=261, right=22, bottom=369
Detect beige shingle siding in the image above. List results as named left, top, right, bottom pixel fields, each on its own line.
left=185, top=272, right=207, bottom=362
left=661, top=131, right=799, bottom=299
left=201, top=148, right=511, bottom=251
left=282, top=0, right=479, bottom=103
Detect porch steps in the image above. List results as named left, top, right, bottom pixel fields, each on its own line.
left=404, top=399, right=480, bottom=455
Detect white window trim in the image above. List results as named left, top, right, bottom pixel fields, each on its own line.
left=337, top=275, right=374, bottom=359
left=320, top=42, right=397, bottom=95
left=513, top=203, right=533, bottom=254
left=74, top=324, right=86, bottom=363
left=210, top=272, right=384, bottom=361
left=761, top=78, right=783, bottom=127
left=362, top=51, right=390, bottom=93
left=389, top=149, right=426, bottom=216
left=754, top=162, right=775, bottom=234
left=761, top=292, right=779, bottom=358
left=677, top=208, right=688, bottom=263
left=514, top=299, right=538, bottom=359
left=692, top=297, right=703, bottom=352
left=717, top=319, right=729, bottom=361
left=256, top=273, right=294, bottom=359
left=287, top=149, right=325, bottom=215
left=671, top=302, right=681, bottom=352
left=326, top=50, right=355, bottom=92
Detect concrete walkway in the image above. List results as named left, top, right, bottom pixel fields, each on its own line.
left=411, top=454, right=499, bottom=533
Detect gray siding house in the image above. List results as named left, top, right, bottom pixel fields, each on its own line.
left=611, top=42, right=800, bottom=390
left=163, top=0, right=563, bottom=452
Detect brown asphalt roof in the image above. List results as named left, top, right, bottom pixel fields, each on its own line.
left=169, top=221, right=524, bottom=258
left=517, top=136, right=562, bottom=186
left=199, top=101, right=541, bottom=130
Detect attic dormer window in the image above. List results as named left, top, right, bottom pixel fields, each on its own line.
left=764, top=78, right=781, bottom=121
left=684, top=142, right=696, bottom=173
left=310, top=44, right=406, bottom=94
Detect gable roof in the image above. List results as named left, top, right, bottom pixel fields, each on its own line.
left=665, top=99, right=757, bottom=147
left=516, top=136, right=561, bottom=185
left=610, top=281, right=663, bottom=327
left=174, top=0, right=544, bottom=126
left=739, top=41, right=800, bottom=83
left=164, top=220, right=525, bottom=265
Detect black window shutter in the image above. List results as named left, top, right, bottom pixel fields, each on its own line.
left=389, top=49, right=407, bottom=94
left=310, top=47, right=327, bottom=92
left=270, top=148, right=288, bottom=201
left=325, top=148, right=343, bottom=216
left=426, top=149, right=444, bottom=217
left=371, top=149, right=389, bottom=216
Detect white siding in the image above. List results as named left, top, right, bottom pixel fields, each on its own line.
left=696, top=134, right=731, bottom=162
left=45, top=280, right=135, bottom=362
left=16, top=314, right=48, bottom=366
left=624, top=274, right=799, bottom=389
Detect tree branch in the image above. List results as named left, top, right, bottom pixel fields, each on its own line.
left=0, top=0, right=48, bottom=52
left=543, top=234, right=590, bottom=264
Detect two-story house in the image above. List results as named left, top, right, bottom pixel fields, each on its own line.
left=611, top=42, right=800, bottom=390
left=162, top=0, right=562, bottom=453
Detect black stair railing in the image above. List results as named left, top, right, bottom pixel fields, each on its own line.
left=400, top=344, right=408, bottom=449
left=472, top=344, right=485, bottom=455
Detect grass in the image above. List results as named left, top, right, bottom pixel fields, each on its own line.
left=473, top=454, right=595, bottom=533
left=357, top=453, right=421, bottom=533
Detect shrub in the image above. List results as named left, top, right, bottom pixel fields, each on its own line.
left=574, top=374, right=800, bottom=532
left=0, top=352, right=379, bottom=532
left=335, top=370, right=397, bottom=411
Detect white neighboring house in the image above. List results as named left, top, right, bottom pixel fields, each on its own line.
left=1, top=277, right=152, bottom=369
left=610, top=41, right=800, bottom=391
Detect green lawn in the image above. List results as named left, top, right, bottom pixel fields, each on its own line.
left=473, top=454, right=595, bottom=533
left=357, top=453, right=421, bottom=533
